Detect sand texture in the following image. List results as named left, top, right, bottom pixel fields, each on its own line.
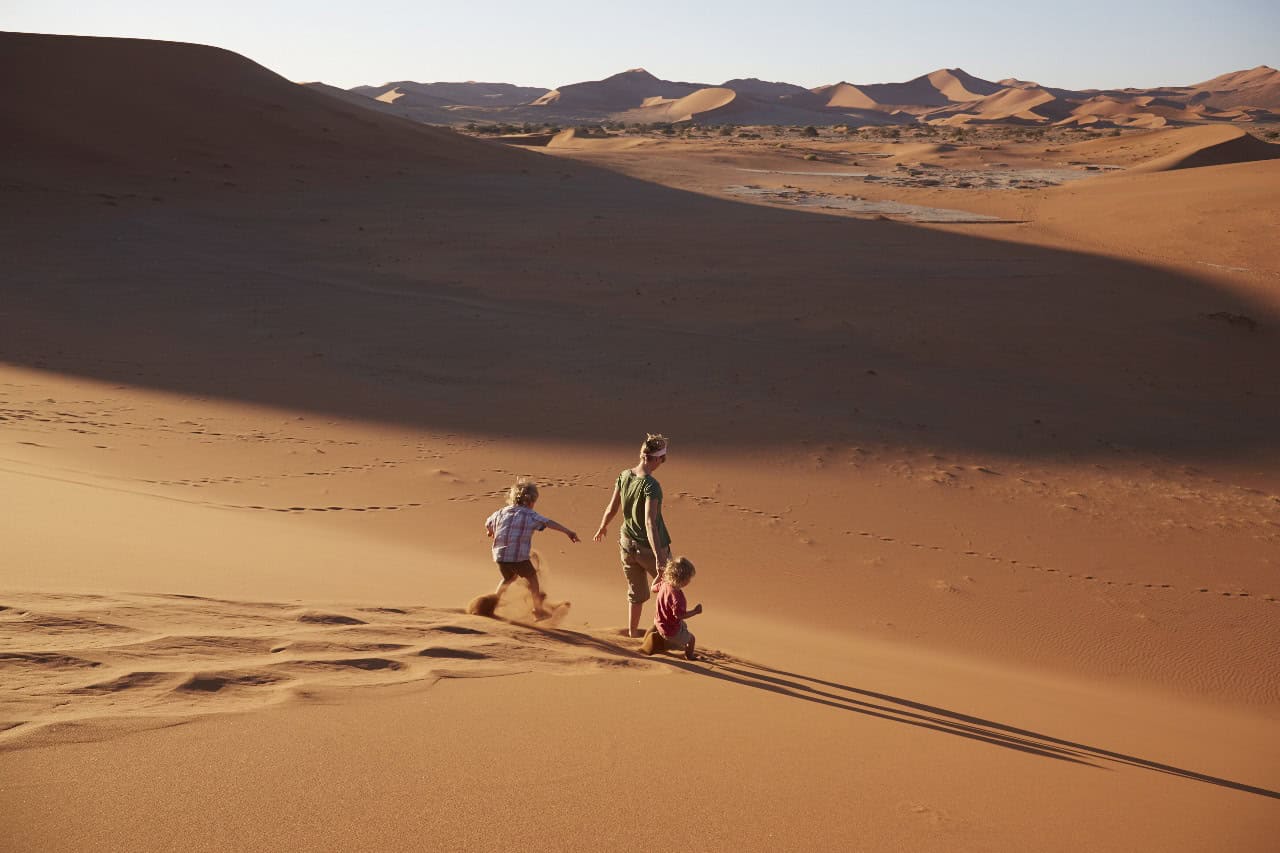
left=2, top=32, right=1279, bottom=853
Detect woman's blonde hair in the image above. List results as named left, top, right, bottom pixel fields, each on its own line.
left=662, top=556, right=696, bottom=587
left=506, top=478, right=539, bottom=507
left=640, top=432, right=668, bottom=459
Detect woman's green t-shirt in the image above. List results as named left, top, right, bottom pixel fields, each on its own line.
left=617, top=469, right=670, bottom=549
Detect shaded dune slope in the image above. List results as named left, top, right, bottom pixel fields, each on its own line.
left=2, top=35, right=1279, bottom=458
left=0, top=31, right=521, bottom=179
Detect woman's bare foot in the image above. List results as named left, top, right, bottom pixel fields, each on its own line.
left=628, top=627, right=645, bottom=638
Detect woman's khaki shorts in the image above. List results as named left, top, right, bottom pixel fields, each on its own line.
left=620, top=539, right=658, bottom=604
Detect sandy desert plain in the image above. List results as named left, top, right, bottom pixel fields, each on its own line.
left=2, top=32, right=1280, bottom=853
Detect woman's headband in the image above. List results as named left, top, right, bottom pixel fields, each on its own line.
left=646, top=446, right=667, bottom=459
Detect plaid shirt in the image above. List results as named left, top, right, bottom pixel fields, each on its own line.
left=485, top=505, right=549, bottom=563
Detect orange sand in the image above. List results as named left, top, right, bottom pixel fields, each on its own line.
left=2, top=32, right=1278, bottom=853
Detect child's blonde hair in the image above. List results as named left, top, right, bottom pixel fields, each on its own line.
left=507, top=478, right=539, bottom=507
left=662, top=556, right=696, bottom=587
left=640, top=432, right=668, bottom=459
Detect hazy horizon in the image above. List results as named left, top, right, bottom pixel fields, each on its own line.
left=5, top=1, right=1277, bottom=92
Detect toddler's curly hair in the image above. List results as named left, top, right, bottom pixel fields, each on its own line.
left=506, top=478, right=539, bottom=507
left=662, top=556, right=696, bottom=587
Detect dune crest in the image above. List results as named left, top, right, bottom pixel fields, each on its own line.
left=0, top=31, right=520, bottom=182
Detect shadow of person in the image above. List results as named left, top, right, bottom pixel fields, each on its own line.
left=530, top=623, right=1279, bottom=800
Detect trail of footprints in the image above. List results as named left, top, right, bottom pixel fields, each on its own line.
left=447, top=469, right=592, bottom=502
left=671, top=488, right=1275, bottom=606
left=9, top=391, right=1273, bottom=602
left=0, top=591, right=658, bottom=751
left=842, top=529, right=1278, bottom=605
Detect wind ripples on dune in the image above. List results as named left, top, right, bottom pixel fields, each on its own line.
left=0, top=590, right=660, bottom=752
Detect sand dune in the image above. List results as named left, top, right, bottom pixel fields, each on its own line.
left=814, top=80, right=880, bottom=109
left=1035, top=159, right=1280, bottom=278
left=619, top=85, right=885, bottom=126
left=719, top=77, right=815, bottom=100
left=929, top=85, right=1071, bottom=124
left=354, top=80, right=549, bottom=107
left=5, top=32, right=1280, bottom=853
left=370, top=86, right=453, bottom=108
left=533, top=67, right=706, bottom=111
left=623, top=86, right=738, bottom=123
left=1190, top=65, right=1280, bottom=110
left=1120, top=124, right=1280, bottom=172
left=324, top=64, right=1280, bottom=130
left=0, top=31, right=519, bottom=182
left=855, top=68, right=1004, bottom=108
left=545, top=127, right=650, bottom=149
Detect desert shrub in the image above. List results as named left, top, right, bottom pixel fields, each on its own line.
left=719, top=125, right=734, bottom=136
left=802, top=125, right=819, bottom=137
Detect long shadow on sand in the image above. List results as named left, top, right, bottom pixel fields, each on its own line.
left=538, top=625, right=1278, bottom=800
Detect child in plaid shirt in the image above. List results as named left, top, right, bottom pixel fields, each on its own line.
left=485, top=479, right=579, bottom=617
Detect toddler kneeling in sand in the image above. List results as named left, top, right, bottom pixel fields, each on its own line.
left=484, top=479, right=578, bottom=618
left=643, top=556, right=703, bottom=660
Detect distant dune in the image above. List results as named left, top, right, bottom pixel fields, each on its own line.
left=1122, top=125, right=1280, bottom=173
left=928, top=85, right=1073, bottom=125
left=853, top=68, right=1004, bottom=108
left=324, top=63, right=1280, bottom=130
left=545, top=127, right=650, bottom=149
left=533, top=68, right=707, bottom=111
left=813, top=81, right=880, bottom=110
left=352, top=80, right=549, bottom=107
left=624, top=87, right=739, bottom=123
left=1189, top=65, right=1280, bottom=110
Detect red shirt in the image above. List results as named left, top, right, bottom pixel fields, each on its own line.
left=653, top=578, right=687, bottom=638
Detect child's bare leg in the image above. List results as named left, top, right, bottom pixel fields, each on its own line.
left=527, top=573, right=548, bottom=618
left=684, top=633, right=697, bottom=661
left=493, top=577, right=515, bottom=598
left=628, top=602, right=644, bottom=637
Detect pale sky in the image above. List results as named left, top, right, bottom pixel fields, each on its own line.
left=4, top=0, right=1276, bottom=91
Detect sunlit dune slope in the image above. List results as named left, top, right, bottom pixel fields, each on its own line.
left=1121, top=125, right=1280, bottom=173
left=1058, top=125, right=1280, bottom=172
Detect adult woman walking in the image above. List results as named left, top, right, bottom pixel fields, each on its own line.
left=593, top=433, right=671, bottom=637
